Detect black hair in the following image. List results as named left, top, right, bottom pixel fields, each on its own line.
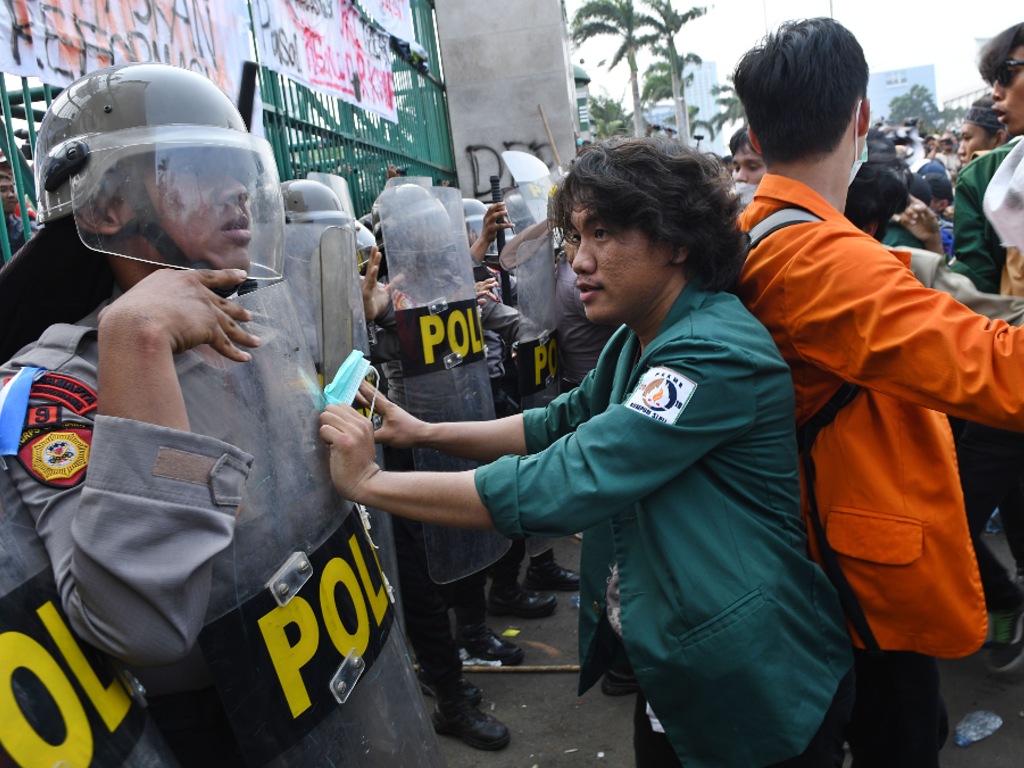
left=549, top=136, right=746, bottom=292
left=979, top=23, right=1024, bottom=85
left=963, top=96, right=1008, bottom=138
left=921, top=172, right=953, bottom=203
left=729, top=126, right=754, bottom=157
left=733, top=18, right=869, bottom=165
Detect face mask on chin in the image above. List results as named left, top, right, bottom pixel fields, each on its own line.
left=848, top=99, right=868, bottom=187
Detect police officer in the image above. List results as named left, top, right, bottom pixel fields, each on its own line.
left=0, top=63, right=441, bottom=767
left=0, top=62, right=271, bottom=766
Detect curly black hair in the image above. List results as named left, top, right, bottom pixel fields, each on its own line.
left=548, top=136, right=746, bottom=292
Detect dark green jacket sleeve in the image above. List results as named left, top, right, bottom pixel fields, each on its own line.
left=951, top=143, right=1016, bottom=293
left=476, top=334, right=759, bottom=539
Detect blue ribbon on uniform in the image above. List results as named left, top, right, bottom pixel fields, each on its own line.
left=0, top=366, right=44, bottom=455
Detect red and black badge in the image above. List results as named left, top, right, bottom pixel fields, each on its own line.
left=29, top=372, right=98, bottom=416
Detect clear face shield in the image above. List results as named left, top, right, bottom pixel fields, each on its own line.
left=68, top=126, right=285, bottom=281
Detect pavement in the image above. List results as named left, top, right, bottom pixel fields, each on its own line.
left=423, top=532, right=1024, bottom=767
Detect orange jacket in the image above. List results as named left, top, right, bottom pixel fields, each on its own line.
left=737, top=175, right=1024, bottom=658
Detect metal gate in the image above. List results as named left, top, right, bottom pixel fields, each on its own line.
left=0, top=0, right=455, bottom=263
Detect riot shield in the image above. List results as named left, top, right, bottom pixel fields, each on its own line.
left=377, top=183, right=511, bottom=583
left=504, top=225, right=559, bottom=410
left=314, top=225, right=358, bottom=383
left=0, top=475, right=179, bottom=766
left=502, top=150, right=551, bottom=186
left=502, top=176, right=554, bottom=234
left=283, top=221, right=332, bottom=371
left=181, top=279, right=441, bottom=767
left=317, top=226, right=401, bottom=618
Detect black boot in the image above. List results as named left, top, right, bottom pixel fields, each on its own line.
left=458, top=622, right=525, bottom=666
left=419, top=673, right=483, bottom=707
left=432, top=694, right=511, bottom=751
left=488, top=582, right=557, bottom=618
left=600, top=665, right=640, bottom=696
left=524, top=556, right=580, bottom=592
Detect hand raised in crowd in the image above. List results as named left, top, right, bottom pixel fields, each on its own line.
left=99, top=268, right=260, bottom=362
left=894, top=196, right=944, bottom=254
left=470, top=201, right=513, bottom=262
left=360, top=246, right=391, bottom=322
left=475, top=275, right=500, bottom=304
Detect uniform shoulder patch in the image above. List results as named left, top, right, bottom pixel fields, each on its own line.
left=17, top=422, right=92, bottom=488
left=30, top=373, right=98, bottom=415
left=624, top=366, right=697, bottom=425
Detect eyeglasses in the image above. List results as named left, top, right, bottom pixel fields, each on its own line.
left=993, top=59, right=1024, bottom=88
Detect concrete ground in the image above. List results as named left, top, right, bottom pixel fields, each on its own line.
left=429, top=533, right=1024, bottom=767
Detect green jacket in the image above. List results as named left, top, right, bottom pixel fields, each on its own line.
left=951, top=140, right=1018, bottom=292
left=476, top=284, right=852, bottom=767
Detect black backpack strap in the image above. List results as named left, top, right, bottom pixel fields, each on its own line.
left=799, top=383, right=882, bottom=655
left=748, top=209, right=883, bottom=656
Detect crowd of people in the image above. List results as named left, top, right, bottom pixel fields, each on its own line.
left=2, top=15, right=1024, bottom=768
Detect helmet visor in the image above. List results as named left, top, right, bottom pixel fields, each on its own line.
left=69, top=126, right=284, bottom=281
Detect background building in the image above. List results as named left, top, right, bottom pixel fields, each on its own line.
left=867, top=64, right=938, bottom=124
left=433, top=0, right=579, bottom=198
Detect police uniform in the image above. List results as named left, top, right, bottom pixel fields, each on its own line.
left=0, top=300, right=253, bottom=763
left=475, top=283, right=854, bottom=768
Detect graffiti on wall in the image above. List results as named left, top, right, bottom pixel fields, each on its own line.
left=466, top=140, right=555, bottom=198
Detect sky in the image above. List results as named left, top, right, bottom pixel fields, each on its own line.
left=563, top=1, right=1021, bottom=105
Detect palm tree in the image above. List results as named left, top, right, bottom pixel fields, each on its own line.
left=589, top=93, right=632, bottom=139
left=572, top=0, right=656, bottom=137
left=710, top=77, right=745, bottom=137
left=640, top=51, right=701, bottom=133
left=643, top=1, right=706, bottom=145
left=640, top=60, right=673, bottom=109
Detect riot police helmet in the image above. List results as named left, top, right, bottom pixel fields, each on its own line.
left=462, top=196, right=498, bottom=258
left=35, top=63, right=284, bottom=281
left=462, top=197, right=487, bottom=244
left=281, top=179, right=352, bottom=226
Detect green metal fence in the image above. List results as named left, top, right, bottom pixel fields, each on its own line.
left=0, top=0, right=455, bottom=264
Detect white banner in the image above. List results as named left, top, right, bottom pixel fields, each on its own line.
left=253, top=0, right=398, bottom=123
left=0, top=0, right=252, bottom=104
left=358, top=0, right=415, bottom=43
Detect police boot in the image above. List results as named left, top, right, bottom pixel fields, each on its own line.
left=458, top=622, right=525, bottom=666
left=524, top=555, right=581, bottom=592
left=488, top=582, right=558, bottom=618
left=432, top=694, right=510, bottom=751
left=419, top=673, right=483, bottom=708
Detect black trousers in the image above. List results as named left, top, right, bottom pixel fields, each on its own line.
left=392, top=515, right=463, bottom=686
left=148, top=686, right=245, bottom=767
left=845, top=650, right=947, bottom=768
left=956, top=420, right=1024, bottom=611
left=633, top=669, right=854, bottom=767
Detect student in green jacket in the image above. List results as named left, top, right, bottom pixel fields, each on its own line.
left=320, top=137, right=854, bottom=768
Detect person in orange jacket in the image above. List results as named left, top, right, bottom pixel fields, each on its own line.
left=733, top=18, right=1024, bottom=768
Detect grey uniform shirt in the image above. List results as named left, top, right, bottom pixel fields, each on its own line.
left=1, top=301, right=253, bottom=689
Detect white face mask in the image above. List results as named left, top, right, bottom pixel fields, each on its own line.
left=848, top=99, right=868, bottom=187
left=733, top=181, right=757, bottom=207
